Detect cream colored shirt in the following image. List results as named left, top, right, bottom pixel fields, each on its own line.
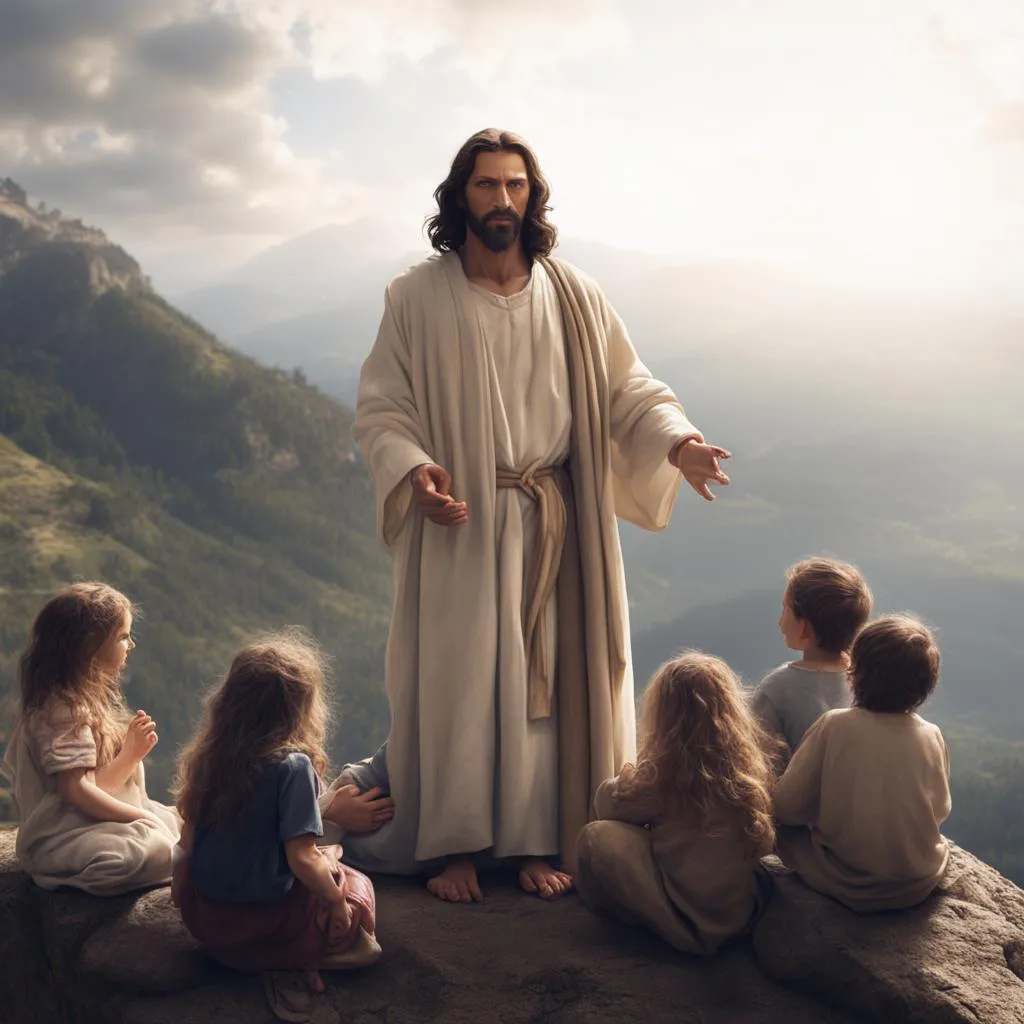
left=26, top=700, right=97, bottom=775
left=774, top=707, right=951, bottom=911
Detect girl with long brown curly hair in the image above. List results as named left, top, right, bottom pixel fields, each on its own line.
left=576, top=652, right=779, bottom=955
left=1, top=582, right=179, bottom=895
left=171, top=630, right=381, bottom=996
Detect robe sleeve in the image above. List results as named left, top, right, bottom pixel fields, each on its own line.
left=603, top=299, right=702, bottom=531
left=353, top=284, right=434, bottom=549
left=29, top=701, right=98, bottom=775
left=773, top=712, right=829, bottom=826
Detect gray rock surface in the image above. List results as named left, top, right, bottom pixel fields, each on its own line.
left=753, top=845, right=1024, bottom=1023
left=2, top=829, right=1022, bottom=1023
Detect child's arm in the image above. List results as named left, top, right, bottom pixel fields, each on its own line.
left=56, top=767, right=161, bottom=825
left=593, top=767, right=660, bottom=825
left=933, top=735, right=953, bottom=827
left=772, top=715, right=829, bottom=826
left=94, top=711, right=158, bottom=794
left=280, top=754, right=356, bottom=937
left=286, top=834, right=353, bottom=940
left=751, top=690, right=791, bottom=761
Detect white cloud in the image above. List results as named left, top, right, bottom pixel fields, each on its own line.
left=1, top=0, right=1022, bottom=295
left=0, top=0, right=629, bottom=255
left=239, top=0, right=628, bottom=82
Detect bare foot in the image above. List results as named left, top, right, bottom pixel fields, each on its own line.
left=426, top=855, right=484, bottom=903
left=303, top=968, right=325, bottom=993
left=519, top=857, right=573, bottom=900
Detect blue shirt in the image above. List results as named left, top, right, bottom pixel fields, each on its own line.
left=190, top=751, right=323, bottom=903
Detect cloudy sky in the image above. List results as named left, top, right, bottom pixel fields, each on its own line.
left=2, top=0, right=1023, bottom=296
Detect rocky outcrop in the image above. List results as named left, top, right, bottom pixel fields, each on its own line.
left=2, top=829, right=1022, bottom=1023
left=754, top=847, right=1024, bottom=1023
left=0, top=192, right=146, bottom=295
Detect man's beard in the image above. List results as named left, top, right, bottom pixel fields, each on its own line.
left=466, top=208, right=522, bottom=252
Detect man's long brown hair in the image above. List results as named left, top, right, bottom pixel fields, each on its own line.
left=18, top=582, right=135, bottom=766
left=622, top=652, right=779, bottom=854
left=173, top=630, right=331, bottom=829
left=426, top=128, right=558, bottom=258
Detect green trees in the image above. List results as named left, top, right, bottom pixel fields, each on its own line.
left=0, top=209, right=392, bottom=801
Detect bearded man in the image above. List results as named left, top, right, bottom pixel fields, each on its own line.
left=324, top=128, right=730, bottom=904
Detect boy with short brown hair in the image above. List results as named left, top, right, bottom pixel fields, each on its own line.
left=772, top=615, right=951, bottom=912
left=752, top=558, right=873, bottom=763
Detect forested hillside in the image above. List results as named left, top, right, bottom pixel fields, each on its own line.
left=0, top=181, right=393, bottom=800
left=1, top=180, right=1021, bottom=889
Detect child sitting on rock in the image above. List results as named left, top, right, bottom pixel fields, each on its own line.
left=752, top=557, right=872, bottom=767
left=773, top=615, right=952, bottom=912
left=171, top=630, right=380, bottom=997
left=576, top=652, right=778, bottom=955
left=1, top=582, right=180, bottom=894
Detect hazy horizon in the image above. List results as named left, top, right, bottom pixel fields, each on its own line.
left=2, top=0, right=1023, bottom=300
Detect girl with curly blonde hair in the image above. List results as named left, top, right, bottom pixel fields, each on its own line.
left=576, top=651, right=779, bottom=955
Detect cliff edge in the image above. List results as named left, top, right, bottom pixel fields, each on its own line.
left=1, top=830, right=1021, bottom=1023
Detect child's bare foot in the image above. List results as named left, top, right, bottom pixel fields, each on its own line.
left=519, top=857, right=573, bottom=900
left=426, top=855, right=483, bottom=903
left=303, top=968, right=325, bottom=993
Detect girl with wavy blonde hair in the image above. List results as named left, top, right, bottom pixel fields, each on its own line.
left=2, top=582, right=179, bottom=895
left=171, top=630, right=381, bottom=996
left=576, top=651, right=779, bottom=956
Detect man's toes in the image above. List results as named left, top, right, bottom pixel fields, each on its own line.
left=519, top=871, right=538, bottom=892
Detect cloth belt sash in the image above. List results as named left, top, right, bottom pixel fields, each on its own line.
left=495, top=462, right=568, bottom=720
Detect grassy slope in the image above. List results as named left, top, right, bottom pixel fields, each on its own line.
left=0, top=433, right=392, bottom=797
left=0, top=232, right=394, bottom=799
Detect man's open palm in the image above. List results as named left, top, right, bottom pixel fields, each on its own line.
left=671, top=440, right=732, bottom=501
left=411, top=463, right=469, bottom=525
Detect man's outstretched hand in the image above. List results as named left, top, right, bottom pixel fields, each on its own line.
left=670, top=438, right=731, bottom=501
left=410, top=463, right=469, bottom=526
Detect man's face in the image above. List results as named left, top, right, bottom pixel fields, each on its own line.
left=463, top=149, right=530, bottom=252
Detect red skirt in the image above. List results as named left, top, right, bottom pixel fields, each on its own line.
left=179, top=854, right=377, bottom=972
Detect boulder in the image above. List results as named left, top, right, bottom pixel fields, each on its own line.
left=753, top=845, right=1024, bottom=1023
left=1, top=829, right=1021, bottom=1023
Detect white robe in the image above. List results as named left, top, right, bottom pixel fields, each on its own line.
left=346, top=253, right=698, bottom=871
left=471, top=271, right=569, bottom=855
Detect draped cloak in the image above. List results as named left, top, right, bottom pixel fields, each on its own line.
left=347, top=253, right=698, bottom=872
